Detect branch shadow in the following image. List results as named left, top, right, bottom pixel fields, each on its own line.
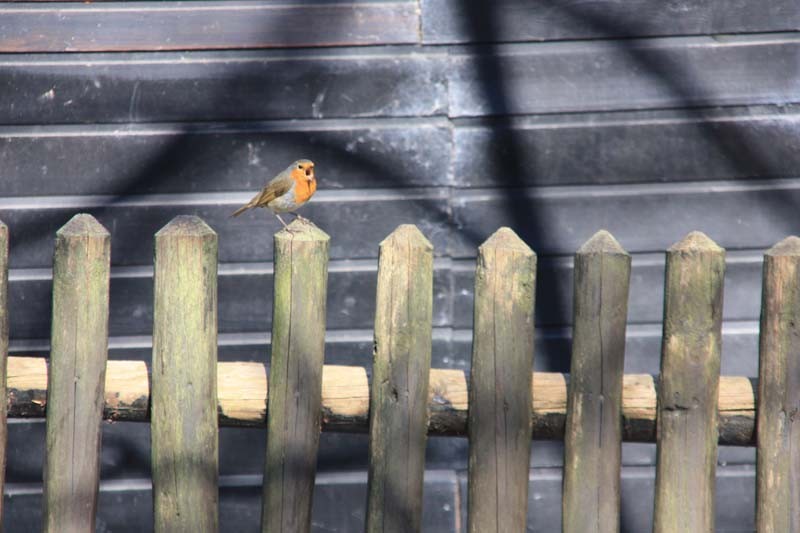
left=1, top=2, right=796, bottom=532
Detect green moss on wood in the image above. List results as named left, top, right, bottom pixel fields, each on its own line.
left=467, top=227, right=536, bottom=533
left=756, top=236, right=800, bottom=531
left=151, top=215, right=219, bottom=533
left=367, top=224, right=433, bottom=533
left=563, top=230, right=630, bottom=533
left=654, top=231, right=725, bottom=533
left=43, top=214, right=111, bottom=533
left=0, top=221, right=7, bottom=526
left=263, top=219, right=329, bottom=533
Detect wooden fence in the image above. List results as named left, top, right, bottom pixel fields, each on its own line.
left=0, top=213, right=797, bottom=532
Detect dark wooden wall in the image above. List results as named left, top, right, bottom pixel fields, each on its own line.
left=2, top=0, right=799, bottom=530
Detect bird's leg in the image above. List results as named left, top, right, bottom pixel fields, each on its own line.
left=275, top=214, right=296, bottom=234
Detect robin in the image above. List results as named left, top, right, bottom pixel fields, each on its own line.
left=231, top=159, right=317, bottom=228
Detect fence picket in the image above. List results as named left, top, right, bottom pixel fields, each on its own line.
left=756, top=236, right=800, bottom=531
left=653, top=232, right=724, bottom=533
left=467, top=228, right=536, bottom=533
left=262, top=220, right=329, bottom=533
left=0, top=221, right=8, bottom=525
left=2, top=220, right=790, bottom=530
left=42, top=214, right=111, bottom=532
left=151, top=215, right=219, bottom=532
left=366, top=224, right=433, bottom=533
left=563, top=231, right=630, bottom=533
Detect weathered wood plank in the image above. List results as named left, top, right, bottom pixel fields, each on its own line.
left=42, top=214, right=110, bottom=533
left=422, top=0, right=800, bottom=44
left=0, top=247, right=770, bottom=340
left=5, top=356, right=758, bottom=443
left=3, top=106, right=798, bottom=197
left=1, top=191, right=450, bottom=269
left=8, top=179, right=800, bottom=270
left=1, top=471, right=463, bottom=533
left=562, top=231, right=630, bottom=533
left=653, top=232, right=725, bottom=533
left=0, top=50, right=445, bottom=125
left=452, top=106, right=800, bottom=188
left=262, top=219, right=329, bottom=533
left=466, top=228, right=536, bottom=533
left=367, top=225, right=433, bottom=533
left=0, top=221, right=8, bottom=525
left=0, top=120, right=453, bottom=196
left=448, top=34, right=799, bottom=118
left=3, top=33, right=797, bottom=124
left=151, top=215, right=219, bottom=533
left=449, top=178, right=800, bottom=259
left=0, top=2, right=419, bottom=52
left=756, top=236, right=800, bottom=531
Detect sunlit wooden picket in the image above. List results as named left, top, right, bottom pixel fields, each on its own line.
left=151, top=216, right=219, bottom=532
left=43, top=215, right=111, bottom=533
left=0, top=213, right=796, bottom=532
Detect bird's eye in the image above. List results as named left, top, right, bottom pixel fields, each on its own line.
left=297, top=164, right=303, bottom=169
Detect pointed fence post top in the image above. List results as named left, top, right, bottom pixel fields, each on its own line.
left=275, top=219, right=329, bottom=244
left=56, top=213, right=109, bottom=238
left=379, top=224, right=432, bottom=251
left=478, top=227, right=534, bottom=256
left=668, top=231, right=723, bottom=253
left=156, top=215, right=216, bottom=239
left=576, top=229, right=628, bottom=256
left=766, top=236, right=800, bottom=257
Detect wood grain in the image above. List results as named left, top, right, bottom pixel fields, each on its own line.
left=653, top=232, right=725, bottom=533
left=0, top=2, right=418, bottom=52
left=0, top=49, right=445, bottom=125
left=421, top=0, right=800, bottom=44
left=42, top=214, right=110, bottom=533
left=0, top=221, right=8, bottom=526
left=562, top=231, right=630, bottom=533
left=5, top=356, right=759, bottom=444
left=151, top=215, right=219, bottom=533
left=756, top=236, right=800, bottom=531
left=467, top=227, right=536, bottom=533
left=367, top=225, right=434, bottom=533
left=262, top=219, right=329, bottom=533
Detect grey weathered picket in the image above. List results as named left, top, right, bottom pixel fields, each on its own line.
left=262, top=220, right=329, bottom=533
left=0, top=218, right=796, bottom=532
left=151, top=216, right=219, bottom=532
left=42, top=214, right=111, bottom=533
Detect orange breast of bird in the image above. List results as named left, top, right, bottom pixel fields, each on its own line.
left=291, top=168, right=317, bottom=204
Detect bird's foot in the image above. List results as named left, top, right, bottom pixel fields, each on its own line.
left=276, top=214, right=298, bottom=234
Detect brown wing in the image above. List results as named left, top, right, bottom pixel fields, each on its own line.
left=231, top=174, right=293, bottom=217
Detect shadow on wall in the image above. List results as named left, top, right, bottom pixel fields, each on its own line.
left=0, top=2, right=796, bottom=528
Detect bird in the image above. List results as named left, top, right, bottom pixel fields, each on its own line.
left=231, top=159, right=317, bottom=228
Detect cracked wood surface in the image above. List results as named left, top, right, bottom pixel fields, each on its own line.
left=756, top=236, right=800, bottom=531
left=563, top=231, right=630, bottom=533
left=5, top=357, right=757, bottom=444
left=654, top=232, right=725, bottom=533
left=367, top=225, right=433, bottom=533
left=151, top=215, right=219, bottom=533
left=42, top=214, right=110, bottom=533
left=467, top=228, right=536, bottom=533
left=262, top=220, right=329, bottom=533
left=0, top=222, right=7, bottom=525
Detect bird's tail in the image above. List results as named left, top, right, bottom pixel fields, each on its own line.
left=231, top=203, right=253, bottom=217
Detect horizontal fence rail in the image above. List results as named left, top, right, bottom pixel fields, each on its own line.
left=0, top=213, right=797, bottom=532
left=5, top=356, right=757, bottom=445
